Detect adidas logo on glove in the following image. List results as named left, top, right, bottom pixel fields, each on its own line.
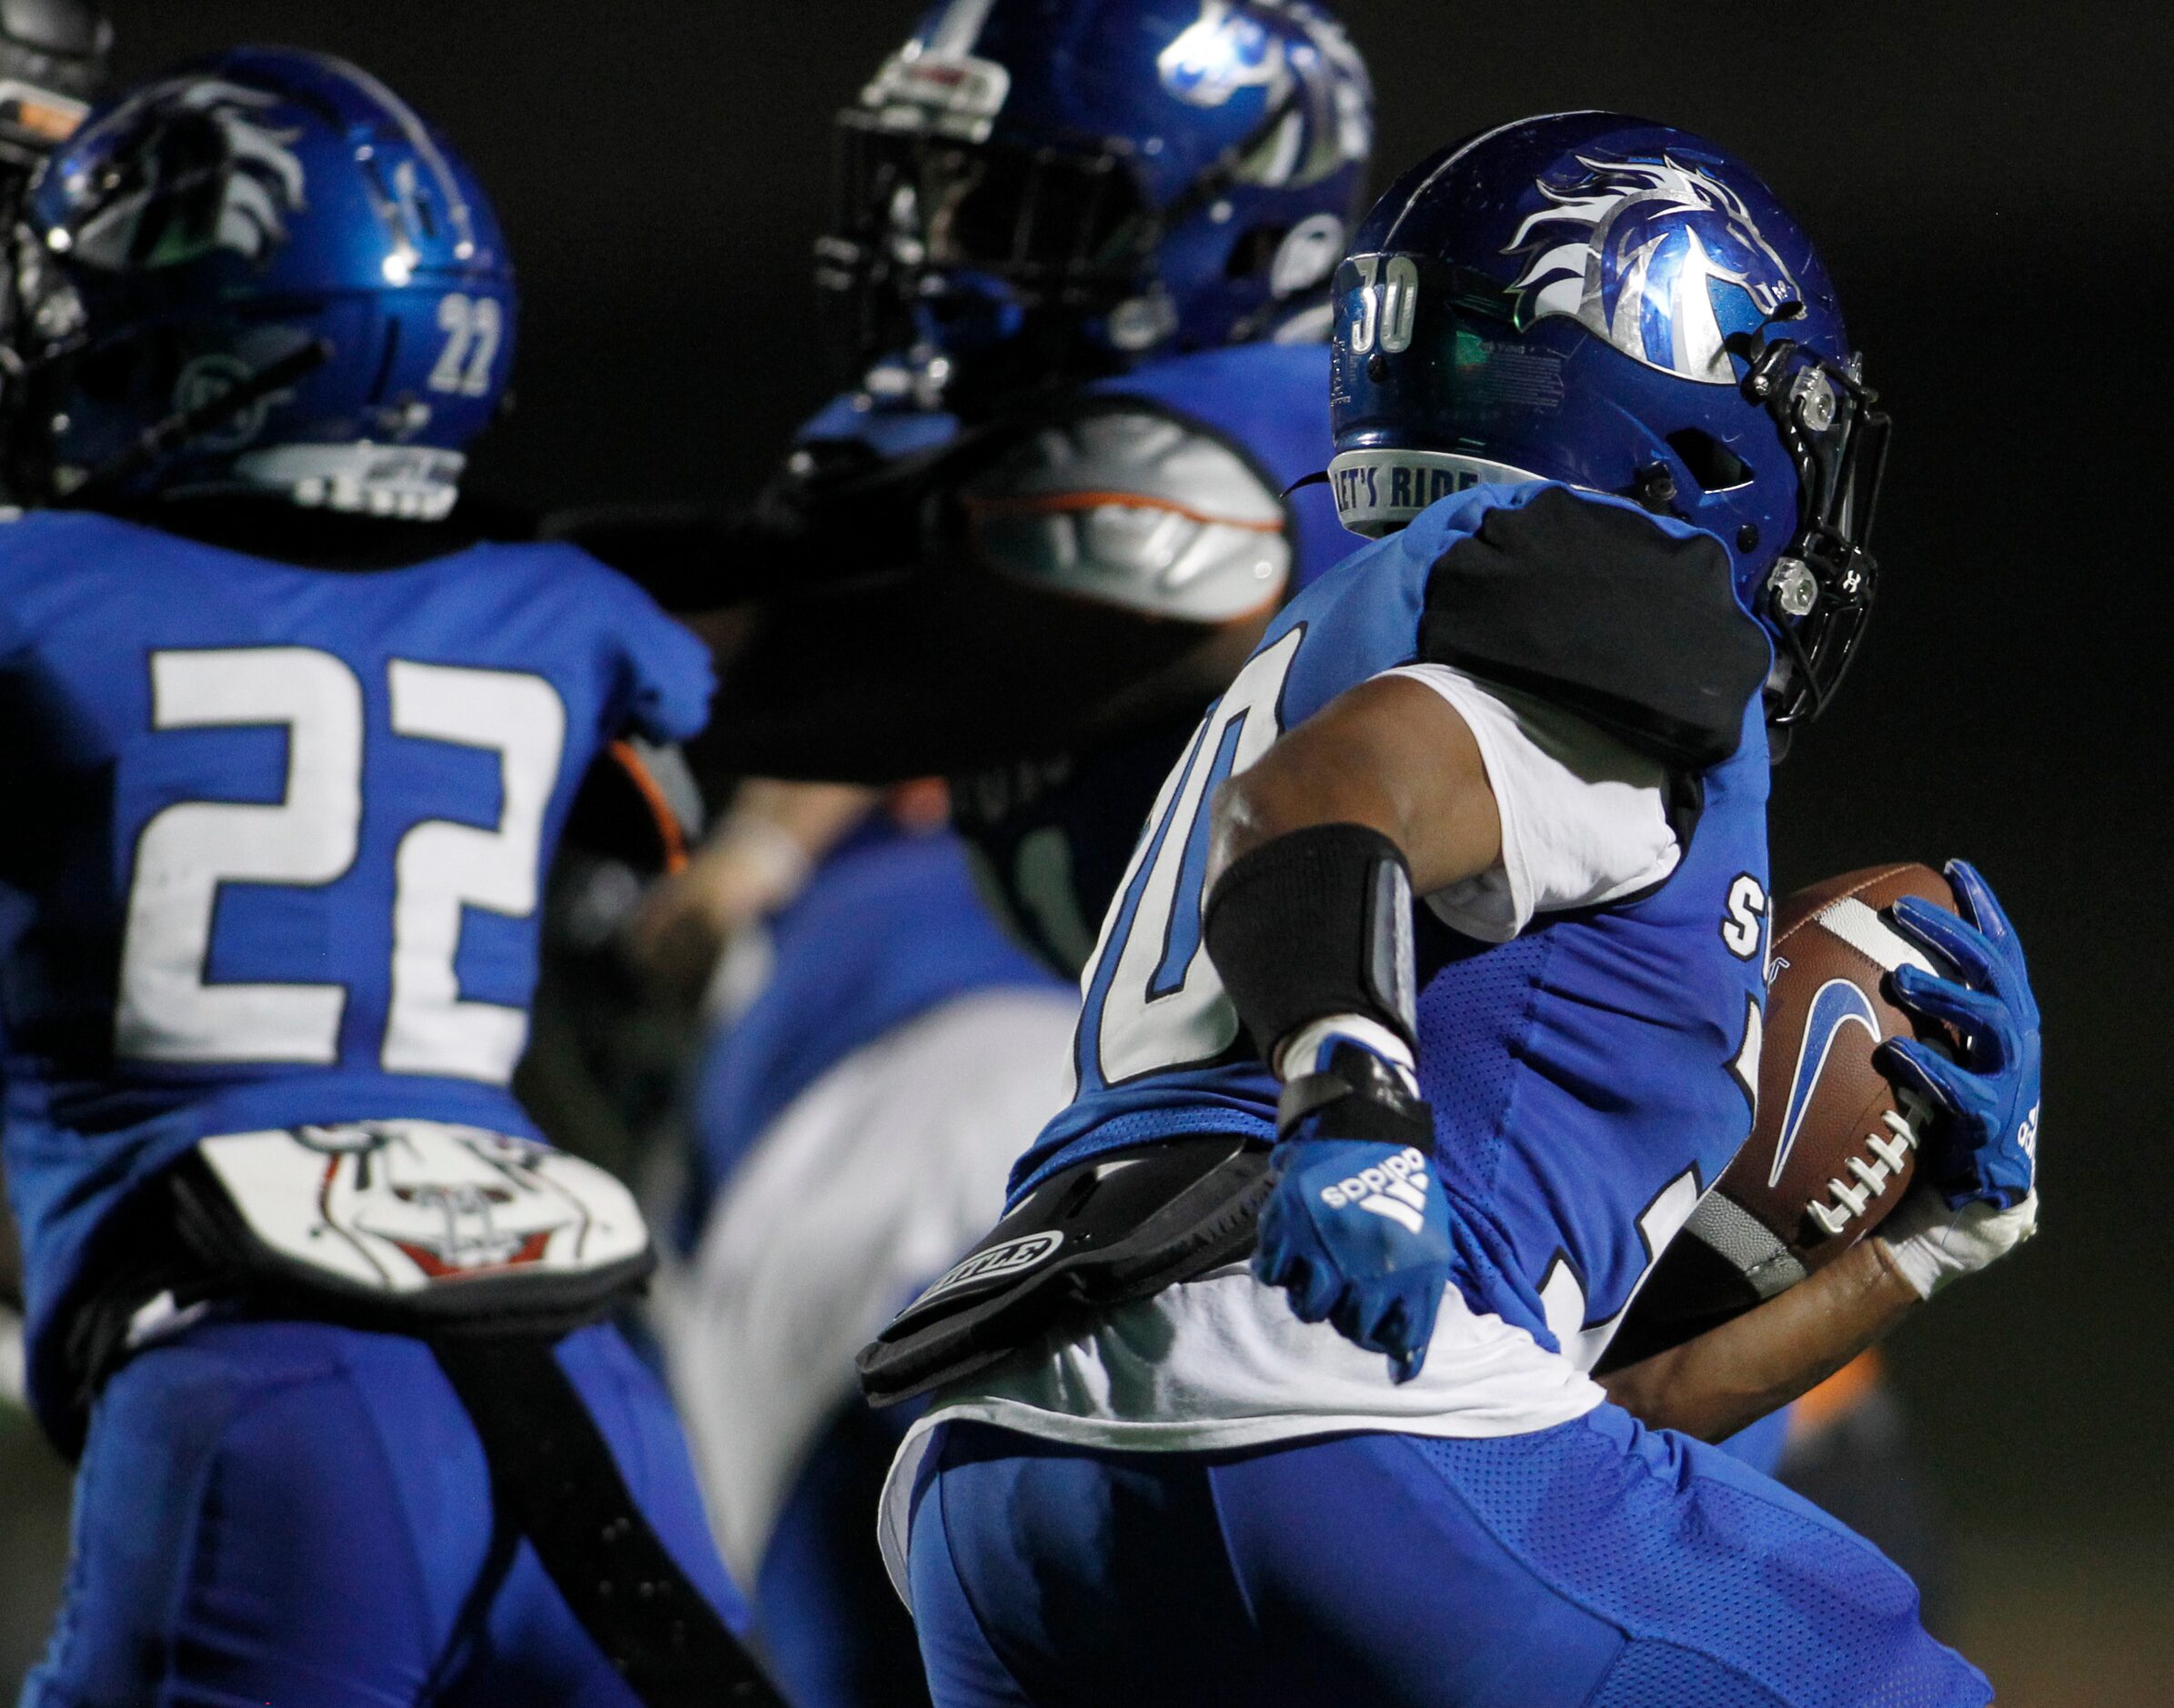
left=1319, top=1147, right=1432, bottom=1234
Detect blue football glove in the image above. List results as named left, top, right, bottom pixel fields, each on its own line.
left=1877, top=859, right=2041, bottom=1212
left=1253, top=1040, right=1452, bottom=1382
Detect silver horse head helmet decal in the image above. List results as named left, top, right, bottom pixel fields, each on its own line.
left=1158, top=1, right=1369, bottom=189
left=1159, top=2, right=1292, bottom=108
left=55, top=76, right=307, bottom=273
left=1506, top=153, right=1800, bottom=385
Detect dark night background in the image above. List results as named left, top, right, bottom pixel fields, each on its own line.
left=4, top=1, right=2169, bottom=1698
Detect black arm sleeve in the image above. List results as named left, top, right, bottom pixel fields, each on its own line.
left=676, top=400, right=1277, bottom=784
left=1419, top=487, right=1770, bottom=769
left=687, top=564, right=1242, bottom=784
left=543, top=437, right=947, bottom=613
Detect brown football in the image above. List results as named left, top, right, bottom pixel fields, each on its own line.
left=1601, top=862, right=1958, bottom=1370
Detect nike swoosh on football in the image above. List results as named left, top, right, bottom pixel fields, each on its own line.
left=1770, top=979, right=1882, bottom=1188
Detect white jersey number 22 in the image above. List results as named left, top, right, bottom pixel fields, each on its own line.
left=116, top=646, right=565, bottom=1083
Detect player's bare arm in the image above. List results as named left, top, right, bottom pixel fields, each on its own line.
left=1598, top=1235, right=1919, bottom=1442
left=1205, top=678, right=1897, bottom=1401
left=1206, top=672, right=1502, bottom=906
left=623, top=779, right=876, bottom=995
left=1194, top=673, right=1526, bottom=1379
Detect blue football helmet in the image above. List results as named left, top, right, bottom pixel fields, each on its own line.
left=0, top=0, right=108, bottom=184
left=0, top=0, right=106, bottom=486
left=818, top=0, right=1373, bottom=413
left=1326, top=112, right=1889, bottom=725
left=7, top=45, right=514, bottom=517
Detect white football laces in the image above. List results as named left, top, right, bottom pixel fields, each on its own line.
left=1806, top=1095, right=1928, bottom=1238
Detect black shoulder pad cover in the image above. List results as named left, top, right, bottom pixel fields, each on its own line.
left=1419, top=487, right=1769, bottom=770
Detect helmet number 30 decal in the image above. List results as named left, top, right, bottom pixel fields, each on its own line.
left=428, top=292, right=503, bottom=397
left=1346, top=254, right=1417, bottom=356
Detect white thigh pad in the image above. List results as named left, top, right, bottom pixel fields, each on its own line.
left=194, top=1120, right=650, bottom=1299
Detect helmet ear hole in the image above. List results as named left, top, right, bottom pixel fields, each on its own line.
left=1664, top=428, right=1753, bottom=494
left=1225, top=225, right=1286, bottom=281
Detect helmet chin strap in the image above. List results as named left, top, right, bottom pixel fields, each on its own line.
left=47, top=338, right=332, bottom=508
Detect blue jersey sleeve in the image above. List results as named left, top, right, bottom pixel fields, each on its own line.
left=587, top=555, right=716, bottom=745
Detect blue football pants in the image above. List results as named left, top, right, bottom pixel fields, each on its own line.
left=754, top=1397, right=1779, bottom=1708
left=909, top=1407, right=1991, bottom=1708
left=755, top=1398, right=931, bottom=1708
left=23, top=1315, right=750, bottom=1707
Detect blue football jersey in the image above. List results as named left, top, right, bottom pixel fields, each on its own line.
left=1005, top=479, right=1776, bottom=1361
left=682, top=821, right=1064, bottom=1242
left=0, top=510, right=712, bottom=1426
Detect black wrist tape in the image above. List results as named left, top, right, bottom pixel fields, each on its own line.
left=1278, top=1040, right=1434, bottom=1145
left=1203, top=822, right=1418, bottom=1064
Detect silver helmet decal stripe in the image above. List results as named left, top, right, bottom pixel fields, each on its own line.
left=330, top=55, right=478, bottom=262
left=1506, top=153, right=1801, bottom=385
left=1380, top=109, right=1604, bottom=250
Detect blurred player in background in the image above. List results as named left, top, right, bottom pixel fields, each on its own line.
left=614, top=5, right=1375, bottom=1699
left=0, top=49, right=772, bottom=1705
left=658, top=780, right=1073, bottom=1708
left=864, top=114, right=2040, bottom=1707
left=0, top=0, right=104, bottom=1412
left=592, top=0, right=1371, bottom=949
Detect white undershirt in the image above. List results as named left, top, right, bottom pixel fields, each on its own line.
left=1385, top=663, right=1680, bottom=939
left=658, top=986, right=1077, bottom=1585
left=879, top=668, right=1686, bottom=1600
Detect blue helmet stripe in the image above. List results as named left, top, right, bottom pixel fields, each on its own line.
left=1379, top=108, right=1602, bottom=251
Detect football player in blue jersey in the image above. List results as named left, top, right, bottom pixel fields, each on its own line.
left=0, top=49, right=775, bottom=1706
left=0, top=0, right=105, bottom=1402
left=614, top=6, right=1377, bottom=1699
left=597, top=0, right=1372, bottom=972
left=659, top=780, right=1076, bottom=1708
left=859, top=114, right=2043, bottom=1707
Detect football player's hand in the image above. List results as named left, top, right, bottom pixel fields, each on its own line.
left=622, top=782, right=872, bottom=999
left=1878, top=860, right=2040, bottom=1210
left=1253, top=1040, right=1452, bottom=1382
left=1875, top=860, right=2041, bottom=1298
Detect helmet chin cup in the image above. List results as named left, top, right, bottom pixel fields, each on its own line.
left=913, top=271, right=1027, bottom=356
